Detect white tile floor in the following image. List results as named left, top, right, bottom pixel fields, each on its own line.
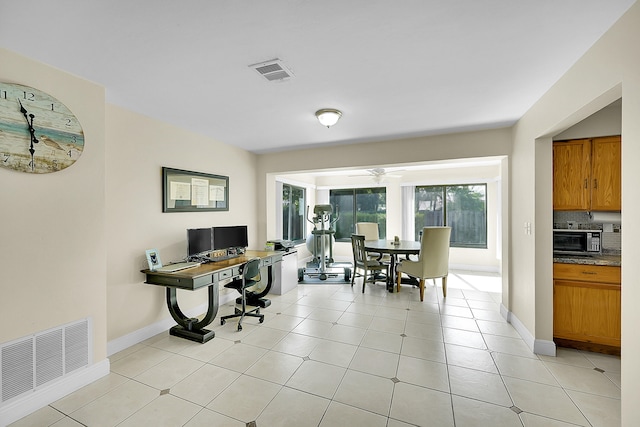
left=11, top=271, right=621, bottom=427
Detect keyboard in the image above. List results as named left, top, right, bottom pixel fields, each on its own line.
left=155, top=261, right=201, bottom=273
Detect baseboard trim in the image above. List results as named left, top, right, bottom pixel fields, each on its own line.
left=450, top=264, right=500, bottom=273
left=0, top=359, right=110, bottom=427
left=107, top=293, right=236, bottom=356
left=534, top=339, right=558, bottom=356
left=500, top=304, right=556, bottom=357
left=499, top=303, right=509, bottom=322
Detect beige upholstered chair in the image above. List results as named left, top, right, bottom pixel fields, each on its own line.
left=396, top=227, right=451, bottom=301
left=351, top=234, right=389, bottom=293
left=355, top=222, right=380, bottom=240
left=355, top=222, right=391, bottom=263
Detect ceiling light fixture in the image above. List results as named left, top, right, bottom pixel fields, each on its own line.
left=315, top=109, right=342, bottom=128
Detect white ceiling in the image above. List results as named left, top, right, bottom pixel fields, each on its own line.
left=1, top=1, right=635, bottom=154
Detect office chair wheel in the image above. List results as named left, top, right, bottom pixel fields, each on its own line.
left=237, top=324, right=242, bottom=331
left=221, top=319, right=226, bottom=325
left=259, top=317, right=264, bottom=323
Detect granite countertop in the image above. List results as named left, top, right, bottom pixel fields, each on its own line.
left=553, top=253, right=621, bottom=267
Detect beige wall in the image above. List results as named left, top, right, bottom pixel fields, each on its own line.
left=105, top=105, right=259, bottom=342
left=510, top=3, right=639, bottom=424
left=259, top=128, right=512, bottom=177
left=0, top=49, right=261, bottom=362
left=0, top=49, right=107, bottom=361
left=554, top=99, right=621, bottom=140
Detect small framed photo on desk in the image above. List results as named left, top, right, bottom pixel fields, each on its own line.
left=145, top=249, right=162, bottom=271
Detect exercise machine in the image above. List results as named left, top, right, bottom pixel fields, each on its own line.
left=298, top=204, right=352, bottom=282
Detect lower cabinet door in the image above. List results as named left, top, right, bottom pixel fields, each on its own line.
left=553, top=280, right=621, bottom=347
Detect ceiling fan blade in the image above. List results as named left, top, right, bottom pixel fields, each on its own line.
left=348, top=167, right=405, bottom=178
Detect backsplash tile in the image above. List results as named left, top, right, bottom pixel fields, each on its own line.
left=553, top=211, right=594, bottom=230
left=602, top=231, right=621, bottom=251
left=553, top=211, right=621, bottom=251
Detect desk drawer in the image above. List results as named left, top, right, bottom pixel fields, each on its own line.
left=216, top=267, right=241, bottom=281
left=218, top=269, right=234, bottom=280
left=192, top=275, right=215, bottom=289
left=145, top=273, right=214, bottom=290
left=261, top=254, right=282, bottom=267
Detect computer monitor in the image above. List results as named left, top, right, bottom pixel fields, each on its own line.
left=187, top=227, right=214, bottom=257
left=213, top=225, right=248, bottom=250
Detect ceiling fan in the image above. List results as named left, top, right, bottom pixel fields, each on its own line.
left=349, top=168, right=404, bottom=183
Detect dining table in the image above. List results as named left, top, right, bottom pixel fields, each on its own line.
left=364, top=239, right=421, bottom=292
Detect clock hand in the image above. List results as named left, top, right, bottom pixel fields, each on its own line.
left=18, top=99, right=39, bottom=171
left=18, top=99, right=39, bottom=146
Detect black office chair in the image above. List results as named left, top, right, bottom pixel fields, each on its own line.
left=220, top=258, right=265, bottom=331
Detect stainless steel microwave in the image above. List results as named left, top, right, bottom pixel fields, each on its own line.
left=553, top=229, right=601, bottom=255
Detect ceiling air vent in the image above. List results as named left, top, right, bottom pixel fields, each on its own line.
left=249, top=59, right=294, bottom=82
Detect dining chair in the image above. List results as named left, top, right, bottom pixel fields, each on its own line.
left=351, top=234, right=390, bottom=293
left=396, top=227, right=451, bottom=301
left=355, top=222, right=391, bottom=263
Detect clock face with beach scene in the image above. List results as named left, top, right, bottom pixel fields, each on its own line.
left=0, top=82, right=84, bottom=173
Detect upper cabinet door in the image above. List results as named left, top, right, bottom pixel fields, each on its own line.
left=553, top=139, right=591, bottom=210
left=591, top=136, right=621, bottom=211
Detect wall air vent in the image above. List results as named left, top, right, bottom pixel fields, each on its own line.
left=1, top=318, right=90, bottom=404
left=249, top=59, right=294, bottom=82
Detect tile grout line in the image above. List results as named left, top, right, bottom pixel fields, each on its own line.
left=31, top=276, right=622, bottom=427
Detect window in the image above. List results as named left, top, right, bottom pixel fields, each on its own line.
left=282, top=184, right=306, bottom=243
left=415, top=184, right=487, bottom=248
left=329, top=188, right=386, bottom=241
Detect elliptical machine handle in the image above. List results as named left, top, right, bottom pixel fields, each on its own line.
left=305, top=205, right=315, bottom=228
left=330, top=205, right=339, bottom=228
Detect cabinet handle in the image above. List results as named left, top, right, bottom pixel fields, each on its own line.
left=594, top=179, right=598, bottom=189
left=581, top=271, right=597, bottom=275
left=584, top=178, right=588, bottom=189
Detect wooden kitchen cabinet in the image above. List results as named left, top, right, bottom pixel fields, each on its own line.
left=553, top=136, right=621, bottom=211
left=553, top=263, right=621, bottom=354
left=590, top=136, right=622, bottom=210
left=553, top=139, right=591, bottom=210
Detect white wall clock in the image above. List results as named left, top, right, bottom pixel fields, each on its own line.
left=0, top=82, right=84, bottom=173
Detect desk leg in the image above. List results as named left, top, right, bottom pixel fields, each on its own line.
left=166, top=284, right=218, bottom=343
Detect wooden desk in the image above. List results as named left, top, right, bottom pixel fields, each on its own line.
left=142, top=250, right=282, bottom=343
left=364, top=240, right=420, bottom=292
